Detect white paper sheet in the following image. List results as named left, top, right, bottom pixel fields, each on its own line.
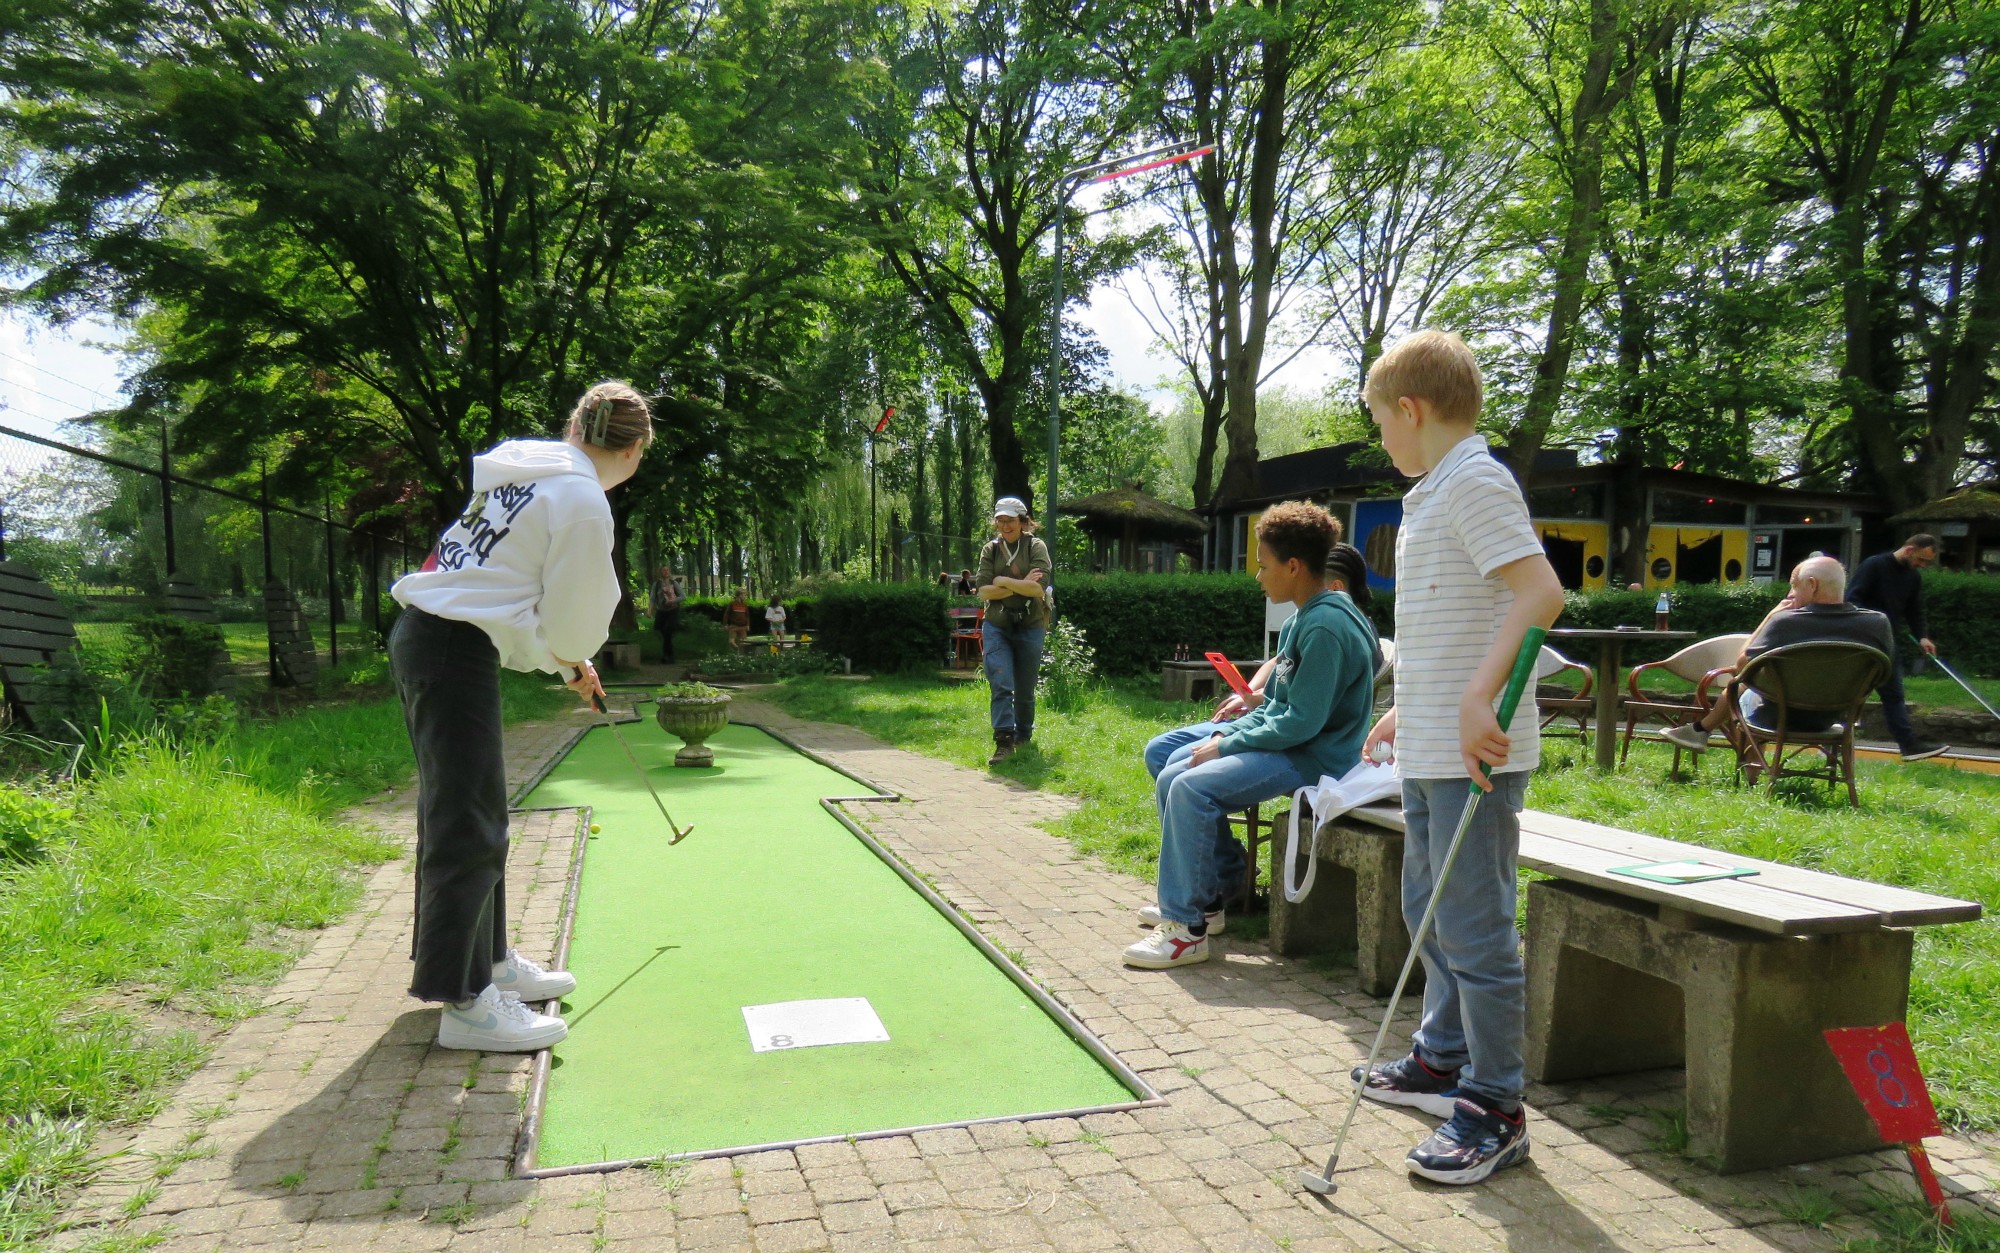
left=741, top=998, right=891, bottom=1053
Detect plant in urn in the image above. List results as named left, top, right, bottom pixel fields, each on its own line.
left=654, top=681, right=732, bottom=766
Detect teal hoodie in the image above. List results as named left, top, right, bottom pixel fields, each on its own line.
left=1215, top=590, right=1379, bottom=780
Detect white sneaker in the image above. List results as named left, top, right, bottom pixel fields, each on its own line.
left=1122, top=922, right=1210, bottom=969
left=492, top=948, right=577, bottom=1001
left=438, top=985, right=568, bottom=1052
left=1663, top=724, right=1713, bottom=753
left=1138, top=904, right=1225, bottom=936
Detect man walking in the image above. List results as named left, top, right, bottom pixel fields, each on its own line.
left=1848, top=534, right=1949, bottom=762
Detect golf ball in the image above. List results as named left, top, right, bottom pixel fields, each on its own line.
left=1369, top=741, right=1391, bottom=764
left=589, top=823, right=602, bottom=834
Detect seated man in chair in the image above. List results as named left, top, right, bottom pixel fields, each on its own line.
left=1665, top=555, right=1891, bottom=752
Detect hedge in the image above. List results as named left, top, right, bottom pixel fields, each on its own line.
left=1054, top=573, right=1267, bottom=675
left=679, top=594, right=818, bottom=633
left=793, top=570, right=2000, bottom=678
left=812, top=583, right=948, bottom=672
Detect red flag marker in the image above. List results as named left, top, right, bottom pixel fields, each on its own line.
left=1824, top=1023, right=1952, bottom=1227
left=873, top=406, right=895, bottom=435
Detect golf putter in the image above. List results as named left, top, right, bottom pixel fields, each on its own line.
left=1299, top=626, right=1547, bottom=1197
left=1931, top=656, right=2000, bottom=723
left=567, top=669, right=693, bottom=843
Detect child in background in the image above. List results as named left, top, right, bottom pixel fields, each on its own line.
left=724, top=588, right=752, bottom=649
left=765, top=594, right=788, bottom=643
left=1354, top=330, right=1564, bottom=1185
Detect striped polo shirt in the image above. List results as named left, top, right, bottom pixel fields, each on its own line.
left=1392, top=434, right=1547, bottom=779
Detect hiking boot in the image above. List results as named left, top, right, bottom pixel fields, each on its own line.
left=437, top=985, right=568, bottom=1053
left=1663, top=724, right=1713, bottom=753
left=492, top=948, right=576, bottom=1002
left=1406, top=1097, right=1531, bottom=1185
left=988, top=734, right=1015, bottom=766
left=1352, top=1051, right=1463, bottom=1118
left=1901, top=742, right=1949, bottom=763
left=1122, top=921, right=1209, bottom=969
left=1139, top=903, right=1226, bottom=936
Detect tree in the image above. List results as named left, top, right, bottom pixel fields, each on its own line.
left=860, top=0, right=1137, bottom=515
left=1099, top=0, right=1405, bottom=507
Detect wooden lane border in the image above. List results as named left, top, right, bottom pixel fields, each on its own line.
left=510, top=712, right=1162, bottom=1180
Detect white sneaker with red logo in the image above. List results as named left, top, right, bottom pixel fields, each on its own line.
left=1138, top=904, right=1226, bottom=936
left=1122, top=921, right=1210, bottom=969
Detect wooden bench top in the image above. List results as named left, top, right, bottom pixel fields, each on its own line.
left=1335, top=802, right=1981, bottom=937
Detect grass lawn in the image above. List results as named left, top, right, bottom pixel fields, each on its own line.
left=0, top=652, right=574, bottom=1251
left=761, top=673, right=2000, bottom=1135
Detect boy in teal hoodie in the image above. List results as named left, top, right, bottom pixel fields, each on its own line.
left=1124, top=502, right=1378, bottom=969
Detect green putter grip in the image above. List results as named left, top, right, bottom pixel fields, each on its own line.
left=1474, top=625, right=1549, bottom=788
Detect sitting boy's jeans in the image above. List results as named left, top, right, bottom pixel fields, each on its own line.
left=1738, top=688, right=1837, bottom=735
left=1155, top=746, right=1309, bottom=925
left=1401, top=772, right=1529, bottom=1108
left=1144, top=720, right=1231, bottom=778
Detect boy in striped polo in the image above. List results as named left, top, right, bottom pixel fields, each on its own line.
left=1353, top=331, right=1565, bottom=1185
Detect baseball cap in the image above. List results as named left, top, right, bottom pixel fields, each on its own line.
left=992, top=496, right=1028, bottom=519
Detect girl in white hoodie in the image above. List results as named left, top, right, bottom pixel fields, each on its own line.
left=389, top=381, right=652, bottom=1052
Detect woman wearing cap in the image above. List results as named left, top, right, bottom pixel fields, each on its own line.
left=976, top=497, right=1052, bottom=765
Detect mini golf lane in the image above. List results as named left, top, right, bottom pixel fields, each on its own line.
left=520, top=718, right=1138, bottom=1169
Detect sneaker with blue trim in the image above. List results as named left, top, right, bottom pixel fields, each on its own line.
left=1406, top=1097, right=1530, bottom=1185
left=1352, top=1051, right=1463, bottom=1118
left=491, top=948, right=577, bottom=1002
left=437, top=985, right=567, bottom=1053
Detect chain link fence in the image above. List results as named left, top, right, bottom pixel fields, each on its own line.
left=0, top=422, right=424, bottom=691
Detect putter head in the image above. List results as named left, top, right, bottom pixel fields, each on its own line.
left=669, top=824, right=692, bottom=845
left=1297, top=1168, right=1338, bottom=1195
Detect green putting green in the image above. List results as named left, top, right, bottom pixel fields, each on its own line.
left=522, top=718, right=1135, bottom=1167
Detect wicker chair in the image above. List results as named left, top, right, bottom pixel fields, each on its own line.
left=1535, top=645, right=1595, bottom=743
left=1620, top=633, right=1752, bottom=769
left=1726, top=641, right=1891, bottom=806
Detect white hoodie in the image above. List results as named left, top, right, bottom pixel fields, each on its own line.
left=392, top=440, right=620, bottom=674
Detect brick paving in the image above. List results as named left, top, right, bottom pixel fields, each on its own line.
left=50, top=700, right=1997, bottom=1253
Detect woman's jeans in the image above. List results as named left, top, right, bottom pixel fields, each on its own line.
left=389, top=608, right=510, bottom=1003
left=1401, top=772, right=1529, bottom=1107
left=1152, top=740, right=1309, bottom=924
left=981, top=619, right=1044, bottom=741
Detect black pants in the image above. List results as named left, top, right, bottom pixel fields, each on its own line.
left=655, top=609, right=679, bottom=662
left=389, top=608, right=510, bottom=1003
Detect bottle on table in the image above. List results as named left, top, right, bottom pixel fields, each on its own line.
left=1654, top=591, right=1670, bottom=631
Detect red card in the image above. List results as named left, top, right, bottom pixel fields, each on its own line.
left=1205, top=652, right=1252, bottom=697
left=1823, top=1023, right=1943, bottom=1144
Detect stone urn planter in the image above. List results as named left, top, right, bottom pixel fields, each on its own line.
left=654, top=683, right=732, bottom=767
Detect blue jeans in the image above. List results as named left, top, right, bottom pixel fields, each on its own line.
left=1402, top=772, right=1529, bottom=1107
left=1875, top=649, right=1920, bottom=751
left=1144, top=720, right=1231, bottom=778
left=1154, top=745, right=1310, bottom=925
left=982, top=620, right=1044, bottom=741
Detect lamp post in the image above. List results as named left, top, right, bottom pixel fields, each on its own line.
left=1045, top=140, right=1214, bottom=528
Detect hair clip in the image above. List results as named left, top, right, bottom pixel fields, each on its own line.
left=589, top=397, right=613, bottom=445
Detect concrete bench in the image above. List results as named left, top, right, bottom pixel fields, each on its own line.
left=1266, top=803, right=1981, bottom=1172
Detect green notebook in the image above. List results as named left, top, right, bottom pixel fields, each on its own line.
left=1609, top=859, right=1760, bottom=885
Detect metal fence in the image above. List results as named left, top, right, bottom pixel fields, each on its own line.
left=0, top=421, right=425, bottom=684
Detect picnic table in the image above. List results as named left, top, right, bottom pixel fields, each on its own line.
left=1549, top=626, right=1693, bottom=769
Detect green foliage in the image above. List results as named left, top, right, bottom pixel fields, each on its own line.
left=0, top=733, right=397, bottom=1247
left=655, top=681, right=728, bottom=701
left=1037, top=619, right=1098, bottom=713
left=126, top=615, right=224, bottom=699
left=812, top=582, right=948, bottom=673
left=1055, top=574, right=1266, bottom=676
left=0, top=785, right=73, bottom=862
left=683, top=595, right=818, bottom=633
left=1917, top=573, right=2000, bottom=678
left=689, top=647, right=839, bottom=679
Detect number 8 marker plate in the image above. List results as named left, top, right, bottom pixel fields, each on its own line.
left=742, top=998, right=891, bottom=1053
